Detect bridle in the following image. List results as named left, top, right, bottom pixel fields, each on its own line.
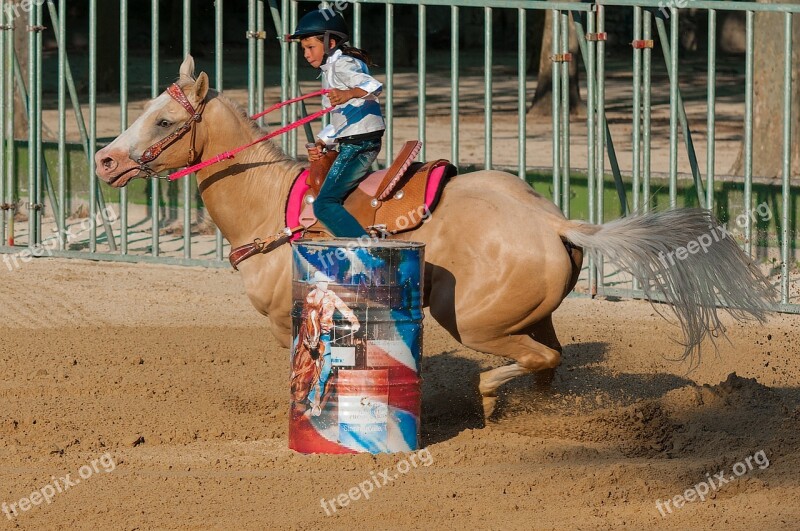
left=135, top=83, right=207, bottom=178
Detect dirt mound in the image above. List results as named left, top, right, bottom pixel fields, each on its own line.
left=496, top=371, right=792, bottom=462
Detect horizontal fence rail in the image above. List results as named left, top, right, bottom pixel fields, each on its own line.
left=0, top=0, right=796, bottom=314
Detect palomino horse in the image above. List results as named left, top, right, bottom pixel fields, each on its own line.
left=96, top=57, right=774, bottom=417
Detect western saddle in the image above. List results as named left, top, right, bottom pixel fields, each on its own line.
left=298, top=140, right=456, bottom=237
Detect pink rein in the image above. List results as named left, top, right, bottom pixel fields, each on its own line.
left=168, top=89, right=332, bottom=181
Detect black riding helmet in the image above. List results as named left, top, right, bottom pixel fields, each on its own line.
left=287, top=9, right=350, bottom=62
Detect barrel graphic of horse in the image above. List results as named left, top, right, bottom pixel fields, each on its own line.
left=289, top=239, right=424, bottom=454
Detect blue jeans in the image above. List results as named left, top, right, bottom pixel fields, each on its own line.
left=307, top=333, right=332, bottom=405
left=314, top=138, right=381, bottom=238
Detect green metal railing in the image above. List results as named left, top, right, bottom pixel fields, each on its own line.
left=0, top=0, right=797, bottom=313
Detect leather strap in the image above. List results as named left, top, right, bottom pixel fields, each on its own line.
left=137, top=83, right=206, bottom=167
left=228, top=226, right=304, bottom=270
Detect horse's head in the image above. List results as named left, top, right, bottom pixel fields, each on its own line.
left=95, top=55, right=210, bottom=187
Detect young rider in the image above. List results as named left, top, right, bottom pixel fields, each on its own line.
left=289, top=9, right=385, bottom=238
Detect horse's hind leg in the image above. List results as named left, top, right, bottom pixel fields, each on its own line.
left=468, top=316, right=562, bottom=418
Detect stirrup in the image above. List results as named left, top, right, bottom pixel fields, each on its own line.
left=366, top=224, right=391, bottom=239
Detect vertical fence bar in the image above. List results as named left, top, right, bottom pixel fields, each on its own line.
left=551, top=9, right=561, bottom=209
left=632, top=7, right=641, bottom=213
left=35, top=6, right=61, bottom=249
left=418, top=4, right=426, bottom=161
left=257, top=0, right=265, bottom=127
left=385, top=3, right=394, bottom=165
left=215, top=1, right=224, bottom=97
left=586, top=9, right=596, bottom=294
left=120, top=0, right=129, bottom=254
left=484, top=6, right=493, bottom=170
left=642, top=11, right=652, bottom=213
left=35, top=0, right=43, bottom=242
left=560, top=11, right=569, bottom=216
left=183, top=0, right=192, bottom=259
left=0, top=8, right=6, bottom=244
left=781, top=11, right=792, bottom=304
left=353, top=1, right=362, bottom=49
left=517, top=7, right=526, bottom=180
left=743, top=10, right=754, bottom=256
left=706, top=9, right=716, bottom=212
left=280, top=0, right=289, bottom=152
left=631, top=6, right=642, bottom=293
left=668, top=8, right=678, bottom=208
left=150, top=0, right=159, bottom=256
left=596, top=5, right=605, bottom=225
left=4, top=9, right=13, bottom=246
left=27, top=3, right=37, bottom=245
left=89, top=0, right=97, bottom=251
left=248, top=0, right=257, bottom=117
left=596, top=4, right=606, bottom=292
left=216, top=0, right=224, bottom=261
left=289, top=0, right=298, bottom=158
left=451, top=5, right=459, bottom=166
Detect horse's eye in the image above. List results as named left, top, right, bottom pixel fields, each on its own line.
left=157, top=119, right=173, bottom=128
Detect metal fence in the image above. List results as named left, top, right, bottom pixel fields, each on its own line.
left=0, top=0, right=797, bottom=313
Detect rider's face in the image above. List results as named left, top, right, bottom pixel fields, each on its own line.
left=301, top=36, right=337, bottom=68
left=316, top=280, right=328, bottom=291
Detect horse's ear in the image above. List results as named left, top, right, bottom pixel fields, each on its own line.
left=193, top=72, right=210, bottom=104
left=179, top=55, right=196, bottom=82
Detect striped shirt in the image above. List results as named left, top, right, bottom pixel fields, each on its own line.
left=317, top=49, right=385, bottom=146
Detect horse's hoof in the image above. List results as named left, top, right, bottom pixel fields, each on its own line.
left=481, top=395, right=498, bottom=420
left=478, top=371, right=496, bottom=398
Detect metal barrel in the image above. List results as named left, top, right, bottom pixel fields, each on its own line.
left=289, top=239, right=424, bottom=454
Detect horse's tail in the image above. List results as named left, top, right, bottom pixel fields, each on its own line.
left=561, top=208, right=776, bottom=362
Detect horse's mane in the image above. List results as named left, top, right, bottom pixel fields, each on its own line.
left=192, top=84, right=306, bottom=222
left=212, top=89, right=301, bottom=168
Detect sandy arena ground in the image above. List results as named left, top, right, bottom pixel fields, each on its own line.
left=0, top=258, right=799, bottom=529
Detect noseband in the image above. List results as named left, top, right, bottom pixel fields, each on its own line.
left=136, top=83, right=207, bottom=177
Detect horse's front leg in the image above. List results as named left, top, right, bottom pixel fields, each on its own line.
left=269, top=313, right=293, bottom=348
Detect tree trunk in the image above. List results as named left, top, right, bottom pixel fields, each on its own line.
left=731, top=0, right=800, bottom=178
left=529, top=10, right=582, bottom=117
left=526, top=10, right=546, bottom=75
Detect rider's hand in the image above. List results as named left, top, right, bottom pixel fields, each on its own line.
left=328, top=88, right=367, bottom=106
left=306, top=140, right=327, bottom=162
left=328, top=88, right=352, bottom=106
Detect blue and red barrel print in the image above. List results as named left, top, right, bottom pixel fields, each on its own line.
left=289, top=239, right=424, bottom=454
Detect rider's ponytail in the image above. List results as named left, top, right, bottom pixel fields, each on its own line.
left=340, top=45, right=376, bottom=68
